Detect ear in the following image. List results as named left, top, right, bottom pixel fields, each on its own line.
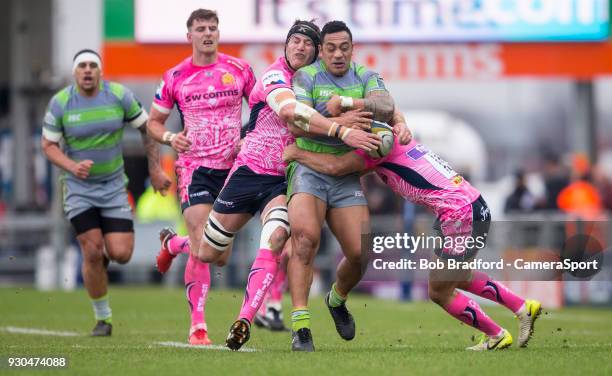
left=186, top=31, right=192, bottom=43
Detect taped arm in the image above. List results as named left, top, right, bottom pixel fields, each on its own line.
left=266, top=88, right=353, bottom=141
left=346, top=91, right=394, bottom=123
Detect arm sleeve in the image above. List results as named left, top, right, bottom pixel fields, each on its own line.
left=291, top=70, right=314, bottom=107
left=152, top=71, right=174, bottom=114
left=121, top=86, right=148, bottom=128
left=42, top=96, right=64, bottom=142
left=243, top=65, right=257, bottom=99
left=364, top=71, right=388, bottom=96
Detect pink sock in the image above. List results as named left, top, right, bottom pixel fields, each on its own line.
left=269, top=267, right=286, bottom=303
left=184, top=255, right=210, bottom=330
left=238, top=249, right=280, bottom=323
left=466, top=271, right=526, bottom=313
left=444, top=291, right=502, bottom=336
left=168, top=235, right=190, bottom=255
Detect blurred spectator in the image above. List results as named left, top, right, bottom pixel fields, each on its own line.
left=557, top=154, right=603, bottom=219
left=541, top=153, right=570, bottom=210
left=362, top=174, right=398, bottom=215
left=592, top=164, right=612, bottom=211
left=504, top=170, right=537, bottom=213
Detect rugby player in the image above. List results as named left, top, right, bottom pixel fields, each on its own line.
left=41, top=49, right=171, bottom=336
left=283, top=136, right=543, bottom=350
left=147, top=9, right=256, bottom=345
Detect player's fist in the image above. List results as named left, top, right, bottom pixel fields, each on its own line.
left=326, top=95, right=344, bottom=117
left=150, top=168, right=172, bottom=196
left=171, top=129, right=192, bottom=153
left=337, top=110, right=373, bottom=131
left=282, top=143, right=299, bottom=162
left=343, top=129, right=381, bottom=152
left=393, top=123, right=412, bottom=145
left=70, top=159, right=93, bottom=179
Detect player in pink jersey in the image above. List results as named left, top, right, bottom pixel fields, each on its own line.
left=147, top=9, right=255, bottom=346
left=183, top=20, right=380, bottom=351
left=283, top=129, right=543, bottom=351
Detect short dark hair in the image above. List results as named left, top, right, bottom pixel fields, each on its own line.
left=186, top=9, right=219, bottom=30
left=321, top=20, right=352, bottom=43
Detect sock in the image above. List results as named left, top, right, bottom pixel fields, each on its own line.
left=91, top=294, right=112, bottom=323
left=327, top=283, right=346, bottom=308
left=184, top=255, right=210, bottom=330
left=444, top=291, right=503, bottom=337
left=238, top=249, right=280, bottom=323
left=269, top=266, right=286, bottom=303
left=291, top=308, right=310, bottom=331
left=466, top=271, right=526, bottom=314
left=168, top=235, right=190, bottom=256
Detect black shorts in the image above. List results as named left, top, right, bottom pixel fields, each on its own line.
left=213, top=165, right=287, bottom=216
left=70, top=207, right=134, bottom=236
left=433, top=195, right=491, bottom=261
left=179, top=167, right=230, bottom=212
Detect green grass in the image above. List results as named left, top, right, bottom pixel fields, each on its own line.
left=1, top=287, right=611, bottom=375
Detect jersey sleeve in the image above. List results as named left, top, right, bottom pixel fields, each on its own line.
left=292, top=69, right=315, bottom=107
left=242, top=65, right=257, bottom=99
left=363, top=71, right=388, bottom=96
left=261, top=68, right=292, bottom=99
left=152, top=71, right=175, bottom=114
left=42, top=94, right=65, bottom=142
left=354, top=149, right=381, bottom=170
left=121, top=85, right=148, bottom=128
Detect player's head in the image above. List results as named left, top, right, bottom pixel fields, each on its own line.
left=284, top=20, right=320, bottom=71
left=320, top=20, right=353, bottom=77
left=72, top=49, right=102, bottom=96
left=186, top=9, right=220, bottom=56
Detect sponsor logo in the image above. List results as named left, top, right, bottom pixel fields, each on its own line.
left=222, top=72, right=235, bottom=85
left=319, top=89, right=334, bottom=97
left=67, top=114, right=81, bottom=122
left=262, top=70, right=286, bottom=88
left=44, top=112, right=56, bottom=126
left=406, top=144, right=428, bottom=160
left=355, top=190, right=364, bottom=197
left=216, top=198, right=234, bottom=207
left=184, top=89, right=240, bottom=103
left=155, top=80, right=165, bottom=100
left=189, top=191, right=210, bottom=198
left=452, top=175, right=463, bottom=186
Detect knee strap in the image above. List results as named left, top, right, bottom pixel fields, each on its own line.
left=203, top=215, right=235, bottom=252
left=260, top=206, right=290, bottom=249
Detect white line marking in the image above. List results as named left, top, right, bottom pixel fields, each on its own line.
left=2, top=326, right=81, bottom=337
left=154, top=341, right=257, bottom=352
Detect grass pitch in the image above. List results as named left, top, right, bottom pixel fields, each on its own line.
left=1, top=287, right=611, bottom=375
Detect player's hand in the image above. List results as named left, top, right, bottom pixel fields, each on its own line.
left=149, top=168, right=172, bottom=196
left=326, top=95, right=344, bottom=116
left=170, top=129, right=192, bottom=153
left=344, top=129, right=381, bottom=152
left=282, top=143, right=299, bottom=162
left=70, top=159, right=93, bottom=179
left=337, top=110, right=373, bottom=131
left=393, top=123, right=412, bottom=145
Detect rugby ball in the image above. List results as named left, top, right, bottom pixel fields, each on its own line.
left=368, top=121, right=395, bottom=158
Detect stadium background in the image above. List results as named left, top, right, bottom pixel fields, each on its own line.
left=0, top=1, right=611, bottom=369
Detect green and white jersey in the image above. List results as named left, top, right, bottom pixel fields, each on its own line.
left=42, top=80, right=148, bottom=181
left=292, top=60, right=387, bottom=155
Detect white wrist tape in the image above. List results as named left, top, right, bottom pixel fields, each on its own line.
left=340, top=96, right=354, bottom=109
left=162, top=131, right=176, bottom=143
left=293, top=102, right=317, bottom=132
left=340, top=128, right=352, bottom=141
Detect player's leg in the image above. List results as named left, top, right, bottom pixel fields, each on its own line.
left=227, top=194, right=290, bottom=350
left=288, top=193, right=326, bottom=351
left=256, top=242, right=291, bottom=331
left=70, top=208, right=113, bottom=336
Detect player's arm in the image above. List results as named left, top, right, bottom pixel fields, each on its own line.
left=327, top=91, right=394, bottom=123
left=146, top=106, right=191, bottom=153
left=282, top=143, right=366, bottom=176
left=134, top=118, right=171, bottom=196
left=267, top=88, right=380, bottom=152
left=389, top=109, right=412, bottom=145
left=41, top=137, right=93, bottom=179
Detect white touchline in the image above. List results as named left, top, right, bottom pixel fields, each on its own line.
left=2, top=326, right=81, bottom=337
left=154, top=341, right=257, bottom=352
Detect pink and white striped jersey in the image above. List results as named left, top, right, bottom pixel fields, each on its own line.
left=153, top=53, right=255, bottom=170
left=234, top=57, right=296, bottom=176
left=357, top=138, right=481, bottom=218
